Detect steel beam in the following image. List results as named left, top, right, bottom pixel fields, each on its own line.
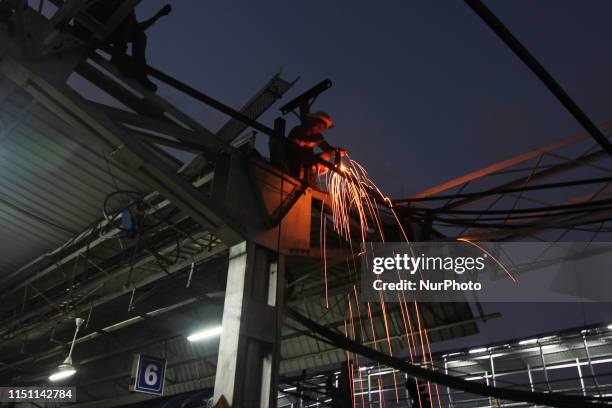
left=0, top=55, right=244, bottom=245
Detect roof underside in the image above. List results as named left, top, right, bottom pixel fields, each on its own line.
left=0, top=78, right=152, bottom=276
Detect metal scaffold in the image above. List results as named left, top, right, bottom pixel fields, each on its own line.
left=0, top=1, right=610, bottom=408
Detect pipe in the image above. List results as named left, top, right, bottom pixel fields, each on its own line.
left=287, top=307, right=609, bottom=408
left=464, top=0, right=612, bottom=158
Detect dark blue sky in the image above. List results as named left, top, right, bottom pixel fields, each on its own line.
left=133, top=1, right=612, bottom=348
left=139, top=0, right=612, bottom=198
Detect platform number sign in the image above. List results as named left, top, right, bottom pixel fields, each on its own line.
left=131, top=354, right=167, bottom=395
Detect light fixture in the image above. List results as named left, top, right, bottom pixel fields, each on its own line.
left=474, top=353, right=505, bottom=360
left=187, top=325, right=222, bottom=342
left=49, top=318, right=84, bottom=382
left=468, top=347, right=487, bottom=354
left=607, top=324, right=612, bottom=330
left=49, top=358, right=77, bottom=382
left=518, top=338, right=538, bottom=346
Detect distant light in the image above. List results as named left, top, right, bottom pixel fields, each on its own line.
left=607, top=324, right=612, bottom=330
left=49, top=363, right=76, bottom=382
left=523, top=344, right=558, bottom=353
left=518, top=338, right=538, bottom=346
left=468, top=347, right=487, bottom=354
left=187, top=326, right=223, bottom=342
left=475, top=353, right=505, bottom=360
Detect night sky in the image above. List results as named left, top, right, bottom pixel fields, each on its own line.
left=131, top=1, right=612, bottom=349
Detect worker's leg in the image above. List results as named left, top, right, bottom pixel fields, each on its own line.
left=125, top=27, right=157, bottom=92
left=131, top=29, right=148, bottom=65
left=108, top=19, right=131, bottom=72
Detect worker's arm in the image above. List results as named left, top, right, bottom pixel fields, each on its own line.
left=138, top=4, right=172, bottom=31
left=319, top=140, right=347, bottom=156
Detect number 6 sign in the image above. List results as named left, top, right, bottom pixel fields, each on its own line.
left=131, top=354, right=167, bottom=395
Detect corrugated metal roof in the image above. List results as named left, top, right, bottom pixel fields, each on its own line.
left=0, top=78, right=150, bottom=278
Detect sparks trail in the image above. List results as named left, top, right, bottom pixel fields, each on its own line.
left=457, top=237, right=517, bottom=283
left=320, top=156, right=442, bottom=407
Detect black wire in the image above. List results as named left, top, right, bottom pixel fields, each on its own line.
left=410, top=198, right=612, bottom=216
left=393, top=176, right=612, bottom=204
left=425, top=205, right=612, bottom=223
left=433, top=214, right=612, bottom=230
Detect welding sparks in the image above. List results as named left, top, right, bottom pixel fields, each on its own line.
left=326, top=157, right=386, bottom=247
left=321, top=156, right=447, bottom=407
left=457, top=237, right=517, bottom=283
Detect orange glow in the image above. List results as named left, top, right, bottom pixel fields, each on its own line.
left=457, top=237, right=517, bottom=283
left=321, top=156, right=442, bottom=407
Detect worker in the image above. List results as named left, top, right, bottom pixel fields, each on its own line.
left=86, top=2, right=172, bottom=92
left=286, top=111, right=346, bottom=184
left=0, top=0, right=15, bottom=36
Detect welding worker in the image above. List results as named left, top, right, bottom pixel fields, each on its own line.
left=286, top=111, right=347, bottom=184
left=86, top=2, right=172, bottom=92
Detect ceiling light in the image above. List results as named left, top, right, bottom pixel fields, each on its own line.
left=49, top=358, right=77, bottom=382
left=187, top=326, right=222, bottom=342
left=49, top=318, right=84, bottom=382
left=468, top=347, right=487, bottom=354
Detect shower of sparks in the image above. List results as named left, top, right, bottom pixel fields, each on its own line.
left=320, top=156, right=443, bottom=408
left=326, top=158, right=386, bottom=247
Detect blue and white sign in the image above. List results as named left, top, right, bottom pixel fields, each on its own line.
left=132, top=354, right=167, bottom=395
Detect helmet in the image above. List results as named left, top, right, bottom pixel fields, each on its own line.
left=306, top=111, right=333, bottom=129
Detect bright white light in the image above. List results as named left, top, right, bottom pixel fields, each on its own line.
left=607, top=324, right=612, bottom=330
left=538, top=336, right=557, bottom=343
left=518, top=338, right=538, bottom=345
left=523, top=344, right=558, bottom=353
left=49, top=364, right=76, bottom=382
left=468, top=347, right=487, bottom=354
left=187, top=326, right=222, bottom=342
left=474, top=353, right=505, bottom=360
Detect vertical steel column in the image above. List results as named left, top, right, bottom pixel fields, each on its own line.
left=213, top=241, right=286, bottom=407
left=489, top=353, right=497, bottom=387
left=444, top=356, right=453, bottom=408
left=576, top=358, right=586, bottom=396
left=367, top=370, right=372, bottom=408
left=404, top=373, right=412, bottom=408
left=489, top=353, right=500, bottom=407
left=526, top=364, right=536, bottom=408
left=538, top=344, right=553, bottom=393
left=582, top=332, right=603, bottom=397
left=526, top=364, right=535, bottom=393
left=484, top=370, right=491, bottom=407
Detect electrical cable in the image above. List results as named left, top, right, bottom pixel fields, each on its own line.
left=409, top=197, right=612, bottom=216
left=393, top=177, right=612, bottom=204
